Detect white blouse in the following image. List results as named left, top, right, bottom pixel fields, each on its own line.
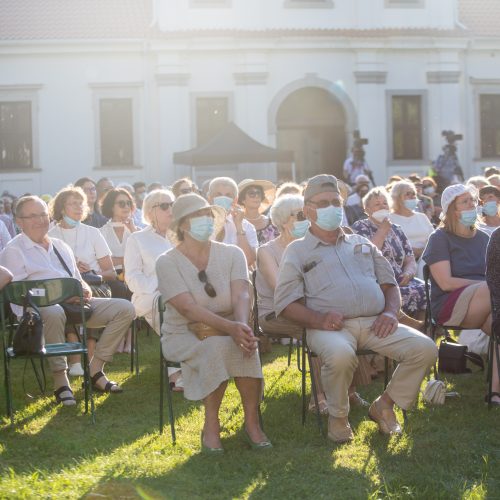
left=48, top=223, right=111, bottom=272
left=100, top=221, right=133, bottom=268
left=390, top=212, right=434, bottom=249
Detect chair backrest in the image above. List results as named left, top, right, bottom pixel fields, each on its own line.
left=251, top=269, right=260, bottom=336
left=158, top=295, right=165, bottom=331
left=0, top=278, right=83, bottom=308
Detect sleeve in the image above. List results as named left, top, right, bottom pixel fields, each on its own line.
left=124, top=235, right=157, bottom=295
left=0, top=220, right=11, bottom=250
left=91, top=227, right=112, bottom=260
left=351, top=219, right=372, bottom=239
left=394, top=225, right=414, bottom=258
left=422, top=230, right=449, bottom=266
left=273, top=245, right=305, bottom=317
left=156, top=251, right=189, bottom=303
left=243, top=219, right=258, bottom=249
left=229, top=245, right=249, bottom=282
left=0, top=242, right=28, bottom=281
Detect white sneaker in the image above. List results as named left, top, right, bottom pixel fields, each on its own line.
left=68, top=363, right=84, bottom=377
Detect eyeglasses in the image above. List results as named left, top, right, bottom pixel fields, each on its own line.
left=153, top=202, right=173, bottom=211
left=115, top=200, right=133, bottom=208
left=246, top=189, right=263, bottom=198
left=198, top=270, right=216, bottom=298
left=180, top=187, right=194, bottom=195
left=18, top=213, right=49, bottom=221
left=83, top=186, right=96, bottom=193
left=291, top=210, right=306, bottom=221
left=306, top=199, right=341, bottom=209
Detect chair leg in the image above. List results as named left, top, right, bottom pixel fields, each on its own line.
left=301, top=336, right=307, bottom=425
left=134, top=320, right=139, bottom=376
left=307, top=349, right=325, bottom=436
left=159, top=356, right=165, bottom=434
left=287, top=338, right=293, bottom=367
left=5, top=356, right=14, bottom=424
left=487, top=335, right=495, bottom=410
left=130, top=321, right=135, bottom=374
left=165, top=365, right=176, bottom=445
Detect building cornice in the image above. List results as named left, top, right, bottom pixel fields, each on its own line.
left=426, top=70, right=461, bottom=83
left=354, top=71, right=387, bottom=84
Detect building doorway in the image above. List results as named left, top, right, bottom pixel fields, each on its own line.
left=276, top=87, right=347, bottom=182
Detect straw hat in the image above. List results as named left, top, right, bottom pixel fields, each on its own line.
left=168, top=193, right=226, bottom=245
left=237, top=179, right=276, bottom=213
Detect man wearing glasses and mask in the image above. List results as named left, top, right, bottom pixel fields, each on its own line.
left=274, top=175, right=437, bottom=443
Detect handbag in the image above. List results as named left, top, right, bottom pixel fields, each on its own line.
left=12, top=290, right=45, bottom=356
left=81, top=271, right=103, bottom=286
left=438, top=337, right=484, bottom=374
left=188, top=322, right=228, bottom=341
left=52, top=244, right=94, bottom=324
left=81, top=270, right=111, bottom=299
left=422, top=380, right=446, bottom=405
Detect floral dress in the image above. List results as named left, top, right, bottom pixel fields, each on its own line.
left=352, top=218, right=426, bottom=315
left=256, top=218, right=280, bottom=246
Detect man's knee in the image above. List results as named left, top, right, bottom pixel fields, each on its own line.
left=322, top=346, right=357, bottom=372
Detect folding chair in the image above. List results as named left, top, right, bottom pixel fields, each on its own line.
left=0, top=278, right=95, bottom=424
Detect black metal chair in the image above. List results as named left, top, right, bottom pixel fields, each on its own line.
left=0, top=278, right=95, bottom=424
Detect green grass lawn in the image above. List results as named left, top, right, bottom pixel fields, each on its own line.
left=1, top=330, right=500, bottom=499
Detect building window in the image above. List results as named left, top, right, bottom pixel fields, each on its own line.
left=196, top=97, right=229, bottom=146
left=284, top=0, right=334, bottom=8
left=480, top=94, right=500, bottom=158
left=385, top=0, right=424, bottom=7
left=391, top=95, right=423, bottom=160
left=99, top=98, right=133, bottom=166
left=0, top=101, right=33, bottom=170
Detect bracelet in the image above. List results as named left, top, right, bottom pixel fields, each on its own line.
left=382, top=312, right=398, bottom=321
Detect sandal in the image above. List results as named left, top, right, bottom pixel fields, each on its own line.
left=484, top=392, right=500, bottom=406
left=170, top=375, right=184, bottom=393
left=349, top=392, right=369, bottom=407
left=54, top=385, right=77, bottom=406
left=308, top=399, right=329, bottom=415
left=91, top=371, right=123, bottom=393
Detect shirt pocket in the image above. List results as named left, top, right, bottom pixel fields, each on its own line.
left=303, top=261, right=331, bottom=292
left=353, top=244, right=375, bottom=277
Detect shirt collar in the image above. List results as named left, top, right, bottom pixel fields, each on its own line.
left=303, top=227, right=350, bottom=249
left=19, top=232, right=52, bottom=251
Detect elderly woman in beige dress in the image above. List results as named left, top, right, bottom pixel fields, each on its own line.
left=156, top=193, right=271, bottom=453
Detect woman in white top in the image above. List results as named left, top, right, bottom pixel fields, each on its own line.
left=389, top=180, right=434, bottom=278
left=124, top=189, right=182, bottom=389
left=48, top=185, right=117, bottom=373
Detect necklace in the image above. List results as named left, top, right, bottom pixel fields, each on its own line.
left=244, top=214, right=263, bottom=222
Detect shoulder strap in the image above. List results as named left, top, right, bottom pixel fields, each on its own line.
left=52, top=243, right=73, bottom=277
left=464, top=351, right=484, bottom=370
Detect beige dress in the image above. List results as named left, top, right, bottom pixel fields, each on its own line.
left=156, top=241, right=263, bottom=401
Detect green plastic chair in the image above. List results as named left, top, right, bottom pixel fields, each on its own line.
left=0, top=277, right=95, bottom=424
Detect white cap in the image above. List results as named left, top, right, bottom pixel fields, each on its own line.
left=354, top=174, right=370, bottom=185
left=440, top=184, right=477, bottom=220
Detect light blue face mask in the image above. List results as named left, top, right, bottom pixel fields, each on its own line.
left=404, top=199, right=418, bottom=211
left=459, top=209, right=477, bottom=227
left=482, top=201, right=498, bottom=217
left=188, top=215, right=214, bottom=241
left=213, top=196, right=233, bottom=212
left=315, top=205, right=343, bottom=232
left=291, top=219, right=310, bottom=239
left=63, top=215, right=80, bottom=227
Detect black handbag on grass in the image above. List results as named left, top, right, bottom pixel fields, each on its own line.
left=438, top=337, right=484, bottom=374
left=12, top=290, right=45, bottom=356
left=52, top=244, right=93, bottom=324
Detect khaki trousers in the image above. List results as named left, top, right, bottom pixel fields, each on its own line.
left=306, top=316, right=438, bottom=418
left=39, top=297, right=135, bottom=372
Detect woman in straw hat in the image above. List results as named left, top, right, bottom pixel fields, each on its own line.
left=423, top=184, right=499, bottom=404
left=156, top=193, right=271, bottom=452
left=238, top=179, right=279, bottom=245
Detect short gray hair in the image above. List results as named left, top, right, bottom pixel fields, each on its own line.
left=270, top=194, right=304, bottom=230
left=14, top=195, right=47, bottom=218
left=142, top=189, right=175, bottom=225
left=390, top=180, right=416, bottom=201
left=362, top=187, right=390, bottom=210
left=208, top=177, right=238, bottom=200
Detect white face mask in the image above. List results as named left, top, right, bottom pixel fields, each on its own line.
left=371, top=209, right=391, bottom=223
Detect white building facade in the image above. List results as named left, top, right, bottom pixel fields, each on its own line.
left=1, top=0, right=500, bottom=195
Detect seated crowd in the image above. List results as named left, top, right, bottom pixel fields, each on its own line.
left=0, top=167, right=500, bottom=451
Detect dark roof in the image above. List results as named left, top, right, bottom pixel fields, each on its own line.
left=173, top=122, right=294, bottom=166
left=0, top=0, right=498, bottom=41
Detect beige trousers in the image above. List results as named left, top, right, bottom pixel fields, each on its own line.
left=306, top=316, right=438, bottom=417
left=39, top=297, right=135, bottom=372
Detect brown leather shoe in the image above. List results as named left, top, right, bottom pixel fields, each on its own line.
left=368, top=399, right=402, bottom=435
left=327, top=416, right=354, bottom=444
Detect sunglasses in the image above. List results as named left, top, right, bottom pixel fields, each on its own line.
left=246, top=189, right=263, bottom=198
left=198, top=270, right=216, bottom=298
left=115, top=200, right=132, bottom=208
left=292, top=210, right=306, bottom=221
left=153, top=202, right=173, bottom=211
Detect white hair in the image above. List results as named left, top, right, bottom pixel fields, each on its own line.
left=270, top=194, right=304, bottom=230
left=142, top=189, right=175, bottom=225
left=208, top=177, right=238, bottom=200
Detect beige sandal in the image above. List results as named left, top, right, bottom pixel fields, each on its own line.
left=308, top=399, right=329, bottom=415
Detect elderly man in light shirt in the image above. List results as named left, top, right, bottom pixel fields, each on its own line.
left=0, top=196, right=135, bottom=407
left=207, top=177, right=258, bottom=267
left=274, top=174, right=437, bottom=443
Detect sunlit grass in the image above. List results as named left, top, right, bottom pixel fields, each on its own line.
left=1, top=331, right=499, bottom=499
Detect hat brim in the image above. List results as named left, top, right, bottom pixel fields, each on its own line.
left=237, top=179, right=276, bottom=213
left=167, top=204, right=227, bottom=246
